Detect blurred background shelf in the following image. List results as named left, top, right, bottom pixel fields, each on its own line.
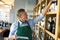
left=33, top=0, right=60, bottom=40
left=47, top=11, right=57, bottom=15
left=45, top=30, right=55, bottom=39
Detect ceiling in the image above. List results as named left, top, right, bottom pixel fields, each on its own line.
left=0, top=0, right=14, bottom=9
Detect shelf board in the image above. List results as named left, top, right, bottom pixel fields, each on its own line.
left=58, top=38, right=60, bottom=40
left=31, top=15, right=39, bottom=17
left=34, top=0, right=45, bottom=11
left=34, top=3, right=40, bottom=10
left=39, top=26, right=44, bottom=30
left=0, top=29, right=5, bottom=33
left=35, top=24, right=44, bottom=31
left=45, top=30, right=55, bottom=39
left=47, top=11, right=57, bottom=15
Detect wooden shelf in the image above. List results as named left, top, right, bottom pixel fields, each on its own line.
left=34, top=0, right=45, bottom=11
left=31, top=14, right=39, bottom=17
left=47, top=11, right=57, bottom=15
left=34, top=3, right=40, bottom=10
left=35, top=23, right=44, bottom=31
left=39, top=26, right=44, bottom=31
left=0, top=29, right=5, bottom=34
left=45, top=30, right=55, bottom=39
left=58, top=38, right=60, bottom=40
left=33, top=0, right=60, bottom=40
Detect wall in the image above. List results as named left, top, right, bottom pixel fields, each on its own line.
left=14, top=0, right=36, bottom=21
left=9, top=0, right=36, bottom=23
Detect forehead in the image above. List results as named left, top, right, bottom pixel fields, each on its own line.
left=20, top=11, right=27, bottom=14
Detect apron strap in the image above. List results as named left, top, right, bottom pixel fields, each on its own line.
left=18, top=21, right=30, bottom=27
left=16, top=36, right=29, bottom=39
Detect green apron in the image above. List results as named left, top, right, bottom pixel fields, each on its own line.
left=16, top=22, right=32, bottom=40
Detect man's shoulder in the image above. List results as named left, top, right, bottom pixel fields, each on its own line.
left=27, top=19, right=34, bottom=23
left=12, top=21, right=18, bottom=26
left=28, top=19, right=33, bottom=21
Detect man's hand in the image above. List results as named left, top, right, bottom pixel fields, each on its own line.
left=9, top=35, right=16, bottom=40
left=42, top=0, right=53, bottom=16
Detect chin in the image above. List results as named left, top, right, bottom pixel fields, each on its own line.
left=23, top=20, right=26, bottom=22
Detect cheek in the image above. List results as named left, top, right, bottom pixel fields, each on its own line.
left=21, top=16, right=26, bottom=19
left=23, top=15, right=28, bottom=18
left=20, top=15, right=28, bottom=20
left=25, top=16, right=27, bottom=18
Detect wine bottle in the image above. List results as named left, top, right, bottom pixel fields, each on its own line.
left=52, top=17, right=56, bottom=34
left=49, top=0, right=57, bottom=12
left=40, top=31, right=44, bottom=40
left=46, top=34, right=54, bottom=40
left=47, top=17, right=52, bottom=32
left=40, top=18, right=44, bottom=27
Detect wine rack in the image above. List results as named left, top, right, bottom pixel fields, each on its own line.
left=33, top=0, right=60, bottom=40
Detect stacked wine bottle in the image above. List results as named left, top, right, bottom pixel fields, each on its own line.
left=46, top=17, right=56, bottom=34
left=46, top=34, right=55, bottom=40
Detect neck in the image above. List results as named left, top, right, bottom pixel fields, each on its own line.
left=19, top=19, right=26, bottom=22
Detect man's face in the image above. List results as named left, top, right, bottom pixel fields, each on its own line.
left=19, top=12, right=28, bottom=22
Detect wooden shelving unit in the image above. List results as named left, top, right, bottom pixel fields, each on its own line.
left=47, top=11, right=57, bottom=14
left=58, top=38, right=60, bottom=40
left=33, top=0, right=60, bottom=40
left=45, top=30, right=55, bottom=39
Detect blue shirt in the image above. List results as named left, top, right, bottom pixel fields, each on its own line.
left=9, top=14, right=44, bottom=38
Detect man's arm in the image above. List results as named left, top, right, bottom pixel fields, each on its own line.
left=42, top=0, right=52, bottom=16
left=8, top=22, right=18, bottom=39
left=33, top=0, right=52, bottom=24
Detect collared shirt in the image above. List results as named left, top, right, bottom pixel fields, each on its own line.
left=9, top=13, right=44, bottom=38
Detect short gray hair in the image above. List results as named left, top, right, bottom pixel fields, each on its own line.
left=17, top=8, right=25, bottom=17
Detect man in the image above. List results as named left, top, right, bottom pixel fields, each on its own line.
left=9, top=0, right=52, bottom=40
